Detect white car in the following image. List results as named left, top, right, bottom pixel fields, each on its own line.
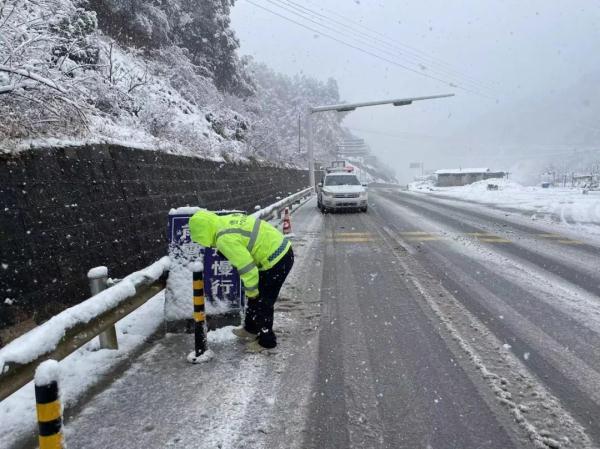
left=317, top=172, right=368, bottom=213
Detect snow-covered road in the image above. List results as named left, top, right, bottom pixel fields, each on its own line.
left=369, top=188, right=600, bottom=447
left=7, top=188, right=600, bottom=449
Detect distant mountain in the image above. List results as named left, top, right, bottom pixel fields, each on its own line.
left=459, top=71, right=600, bottom=183
left=477, top=72, right=600, bottom=147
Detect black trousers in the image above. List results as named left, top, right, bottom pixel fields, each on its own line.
left=244, top=248, right=294, bottom=348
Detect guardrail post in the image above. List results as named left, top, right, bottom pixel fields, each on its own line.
left=87, top=266, right=119, bottom=350
left=35, top=360, right=64, bottom=449
left=192, top=268, right=207, bottom=356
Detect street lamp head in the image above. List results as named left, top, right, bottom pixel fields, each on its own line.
left=311, top=93, right=453, bottom=113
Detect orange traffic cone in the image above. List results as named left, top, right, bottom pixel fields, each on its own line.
left=282, top=207, right=292, bottom=235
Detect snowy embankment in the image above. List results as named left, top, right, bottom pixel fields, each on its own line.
left=409, top=178, right=600, bottom=236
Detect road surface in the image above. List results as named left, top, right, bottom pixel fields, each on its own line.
left=59, top=187, right=600, bottom=449
left=304, top=187, right=600, bottom=449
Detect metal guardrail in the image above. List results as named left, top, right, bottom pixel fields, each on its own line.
left=0, top=269, right=168, bottom=402
left=0, top=188, right=313, bottom=403
left=253, top=186, right=313, bottom=221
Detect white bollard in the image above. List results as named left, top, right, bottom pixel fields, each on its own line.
left=87, top=266, right=119, bottom=350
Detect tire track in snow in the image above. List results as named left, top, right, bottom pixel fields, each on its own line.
left=371, top=222, right=596, bottom=449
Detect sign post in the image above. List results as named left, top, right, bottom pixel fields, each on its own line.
left=409, top=162, right=424, bottom=176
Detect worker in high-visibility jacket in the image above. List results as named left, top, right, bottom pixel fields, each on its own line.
left=189, top=210, right=294, bottom=352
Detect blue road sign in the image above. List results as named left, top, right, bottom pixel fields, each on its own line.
left=167, top=210, right=244, bottom=313
left=168, top=213, right=193, bottom=244
left=203, top=247, right=244, bottom=310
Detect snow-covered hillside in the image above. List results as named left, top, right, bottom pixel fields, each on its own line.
left=0, top=0, right=356, bottom=165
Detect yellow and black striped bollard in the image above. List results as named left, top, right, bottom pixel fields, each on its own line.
left=193, top=269, right=207, bottom=356
left=35, top=371, right=63, bottom=449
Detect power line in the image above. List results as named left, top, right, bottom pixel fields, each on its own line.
left=260, top=0, right=493, bottom=97
left=276, top=0, right=497, bottom=95
left=244, top=0, right=494, bottom=99
left=271, top=0, right=494, bottom=96
left=304, top=0, right=501, bottom=92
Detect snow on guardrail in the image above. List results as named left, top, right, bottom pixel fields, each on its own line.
left=0, top=256, right=170, bottom=397
left=0, top=256, right=169, bottom=368
left=167, top=186, right=313, bottom=221
left=252, top=186, right=313, bottom=220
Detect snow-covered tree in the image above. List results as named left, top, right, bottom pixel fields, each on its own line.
left=0, top=0, right=96, bottom=139
left=0, top=0, right=367, bottom=170
left=87, top=0, right=254, bottom=96
left=236, top=60, right=349, bottom=163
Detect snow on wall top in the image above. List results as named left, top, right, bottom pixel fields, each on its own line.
left=169, top=207, right=203, bottom=216
left=435, top=168, right=491, bottom=175
left=168, top=207, right=247, bottom=216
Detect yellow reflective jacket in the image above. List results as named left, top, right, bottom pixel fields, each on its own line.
left=188, top=210, right=291, bottom=298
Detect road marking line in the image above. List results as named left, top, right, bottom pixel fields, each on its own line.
left=335, top=232, right=372, bottom=237
left=399, top=231, right=432, bottom=235
left=406, top=236, right=443, bottom=241
left=478, top=238, right=511, bottom=243
left=465, top=232, right=511, bottom=243
left=328, top=237, right=374, bottom=243
left=537, top=234, right=584, bottom=245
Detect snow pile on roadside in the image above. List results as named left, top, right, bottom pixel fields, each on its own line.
left=408, top=179, right=436, bottom=191
left=441, top=178, right=528, bottom=197
left=419, top=178, right=600, bottom=230
left=207, top=326, right=238, bottom=344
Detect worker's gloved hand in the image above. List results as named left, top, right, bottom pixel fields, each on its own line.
left=246, top=290, right=259, bottom=300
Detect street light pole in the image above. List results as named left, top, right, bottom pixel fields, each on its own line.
left=306, top=93, right=454, bottom=190
left=298, top=113, right=301, bottom=156
left=307, top=111, right=315, bottom=189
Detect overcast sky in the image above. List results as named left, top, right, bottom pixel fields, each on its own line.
left=231, top=0, right=600, bottom=182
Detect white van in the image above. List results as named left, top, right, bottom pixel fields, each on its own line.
left=317, top=172, right=368, bottom=213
